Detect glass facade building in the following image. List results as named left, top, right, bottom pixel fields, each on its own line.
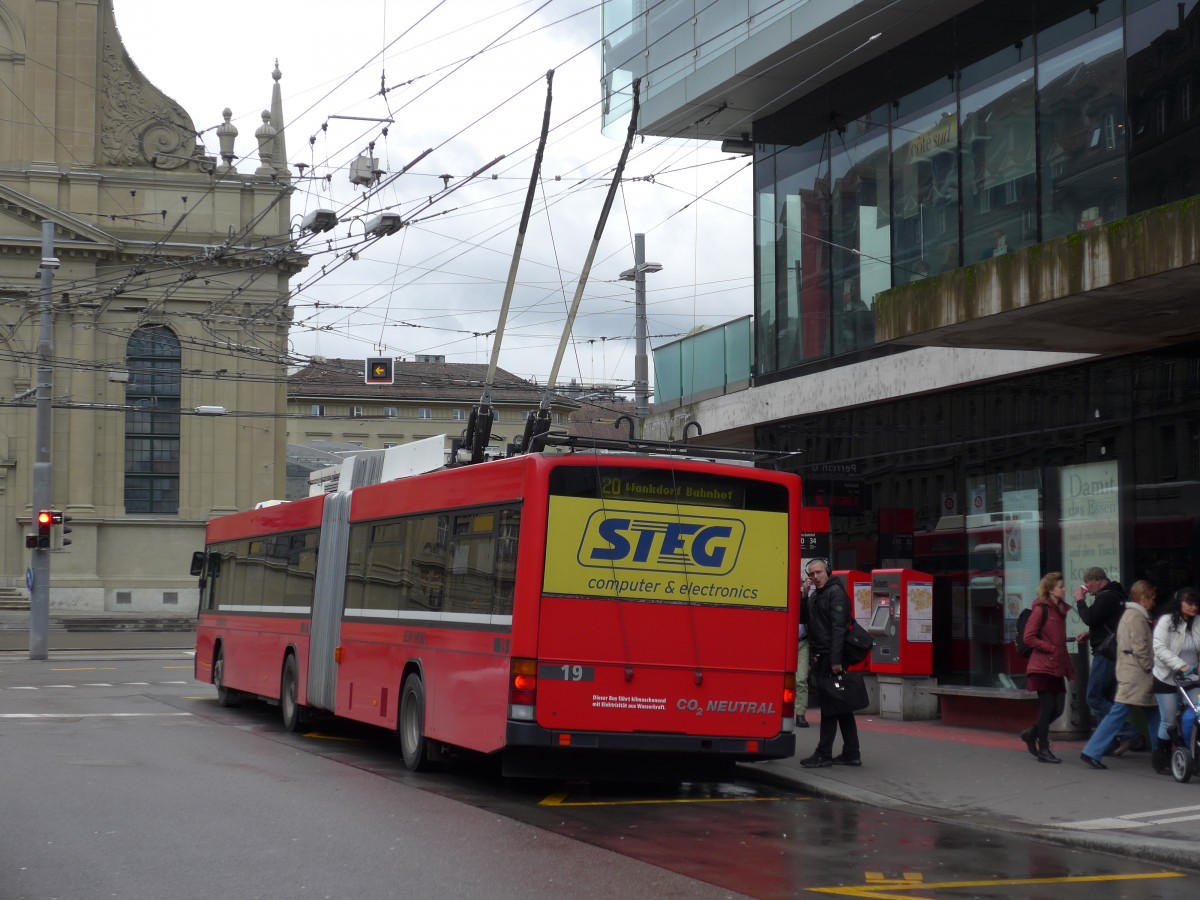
left=632, top=0, right=1200, bottom=692
left=754, top=0, right=1200, bottom=378
left=736, top=0, right=1200, bottom=687
left=758, top=345, right=1200, bottom=687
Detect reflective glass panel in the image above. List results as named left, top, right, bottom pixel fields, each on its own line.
left=960, top=43, right=1036, bottom=262
left=830, top=109, right=889, bottom=355
left=892, top=87, right=959, bottom=284
left=1127, top=0, right=1200, bottom=212
left=1037, top=10, right=1126, bottom=241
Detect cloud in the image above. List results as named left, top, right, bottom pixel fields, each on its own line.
left=114, top=0, right=753, bottom=392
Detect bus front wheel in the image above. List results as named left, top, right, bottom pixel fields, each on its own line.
left=399, top=673, right=431, bottom=771
left=280, top=655, right=302, bottom=733
left=214, top=648, right=239, bottom=707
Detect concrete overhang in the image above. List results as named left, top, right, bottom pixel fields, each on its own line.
left=875, top=196, right=1200, bottom=354
left=635, top=0, right=963, bottom=142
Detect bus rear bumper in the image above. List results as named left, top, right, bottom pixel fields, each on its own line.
left=505, top=721, right=795, bottom=761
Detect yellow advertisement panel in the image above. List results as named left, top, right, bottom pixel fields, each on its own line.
left=543, top=496, right=789, bottom=608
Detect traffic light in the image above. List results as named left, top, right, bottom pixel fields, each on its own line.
left=35, top=510, right=52, bottom=549
left=365, top=357, right=394, bottom=385
left=51, top=511, right=72, bottom=550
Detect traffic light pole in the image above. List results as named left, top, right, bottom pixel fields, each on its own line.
left=30, top=220, right=55, bottom=660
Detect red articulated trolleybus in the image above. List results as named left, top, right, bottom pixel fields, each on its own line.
left=192, top=442, right=802, bottom=777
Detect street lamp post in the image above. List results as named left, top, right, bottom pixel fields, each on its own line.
left=618, top=233, right=661, bottom=422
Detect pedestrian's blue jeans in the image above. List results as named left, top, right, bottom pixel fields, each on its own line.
left=1083, top=701, right=1160, bottom=760
left=1156, top=686, right=1200, bottom=742
left=1087, top=652, right=1140, bottom=745
left=1086, top=653, right=1116, bottom=721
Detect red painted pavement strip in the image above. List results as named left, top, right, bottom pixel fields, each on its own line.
left=807, top=711, right=1087, bottom=751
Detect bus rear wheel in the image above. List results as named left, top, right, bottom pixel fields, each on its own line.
left=399, top=673, right=432, bottom=771
left=214, top=648, right=239, bottom=707
left=280, top=655, right=302, bottom=733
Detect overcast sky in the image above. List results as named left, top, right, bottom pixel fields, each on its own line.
left=112, top=0, right=754, bottom=395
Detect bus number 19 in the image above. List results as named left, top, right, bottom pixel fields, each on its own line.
left=540, top=663, right=594, bottom=682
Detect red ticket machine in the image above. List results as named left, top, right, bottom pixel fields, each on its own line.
left=867, top=568, right=934, bottom=676
left=836, top=568, right=873, bottom=672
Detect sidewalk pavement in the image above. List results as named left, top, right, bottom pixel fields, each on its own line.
left=750, top=711, right=1200, bottom=872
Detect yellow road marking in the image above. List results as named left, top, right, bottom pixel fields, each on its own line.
left=303, top=732, right=365, bottom=743
left=808, top=870, right=1185, bottom=898
left=161, top=665, right=192, bottom=670
left=50, top=667, right=116, bottom=672
left=539, top=789, right=801, bottom=808
left=183, top=696, right=215, bottom=701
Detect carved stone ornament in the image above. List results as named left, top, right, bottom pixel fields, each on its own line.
left=100, top=27, right=197, bottom=168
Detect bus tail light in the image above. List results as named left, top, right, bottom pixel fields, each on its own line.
left=783, top=673, right=796, bottom=707
left=509, top=658, right=537, bottom=721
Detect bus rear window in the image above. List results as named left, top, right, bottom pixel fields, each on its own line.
left=548, top=466, right=787, bottom=513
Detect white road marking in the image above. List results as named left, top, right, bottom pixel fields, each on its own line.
left=0, top=713, right=193, bottom=719
left=1118, top=803, right=1200, bottom=818
left=1059, top=804, right=1200, bottom=830
left=4, top=681, right=197, bottom=692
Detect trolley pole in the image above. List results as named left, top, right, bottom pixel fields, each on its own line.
left=30, top=220, right=56, bottom=660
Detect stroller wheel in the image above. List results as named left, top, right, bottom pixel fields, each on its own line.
left=1172, top=747, right=1193, bottom=783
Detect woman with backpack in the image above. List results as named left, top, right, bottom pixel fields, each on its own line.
left=1019, top=572, right=1075, bottom=763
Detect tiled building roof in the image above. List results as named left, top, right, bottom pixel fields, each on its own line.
left=288, top=357, right=565, bottom=405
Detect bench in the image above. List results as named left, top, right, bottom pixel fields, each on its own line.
left=929, top=685, right=1037, bottom=731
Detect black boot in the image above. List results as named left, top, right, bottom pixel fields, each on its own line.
left=1152, top=743, right=1171, bottom=774
left=1037, top=743, right=1061, bottom=764
left=1019, top=727, right=1037, bottom=757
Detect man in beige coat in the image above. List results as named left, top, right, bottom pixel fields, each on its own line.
left=1079, top=581, right=1162, bottom=769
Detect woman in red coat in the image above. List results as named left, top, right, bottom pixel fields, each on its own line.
left=1020, top=571, right=1076, bottom=763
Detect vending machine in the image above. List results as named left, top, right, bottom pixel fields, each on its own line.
left=867, top=568, right=934, bottom=676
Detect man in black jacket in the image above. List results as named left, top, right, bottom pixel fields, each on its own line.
left=800, top=558, right=861, bottom=768
left=1073, top=567, right=1135, bottom=750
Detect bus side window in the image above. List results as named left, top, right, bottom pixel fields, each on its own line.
left=494, top=507, right=520, bottom=616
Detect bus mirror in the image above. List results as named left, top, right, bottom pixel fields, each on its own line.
left=190, top=551, right=206, bottom=577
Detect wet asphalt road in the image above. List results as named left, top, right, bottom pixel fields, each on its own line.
left=2, top=651, right=1198, bottom=899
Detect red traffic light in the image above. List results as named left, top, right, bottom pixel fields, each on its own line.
left=34, top=510, right=52, bottom=549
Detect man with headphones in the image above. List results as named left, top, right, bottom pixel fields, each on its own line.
left=800, top=558, right=862, bottom=767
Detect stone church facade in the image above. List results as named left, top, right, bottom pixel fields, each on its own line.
left=0, top=0, right=306, bottom=613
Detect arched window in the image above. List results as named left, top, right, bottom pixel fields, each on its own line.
left=125, top=326, right=181, bottom=513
